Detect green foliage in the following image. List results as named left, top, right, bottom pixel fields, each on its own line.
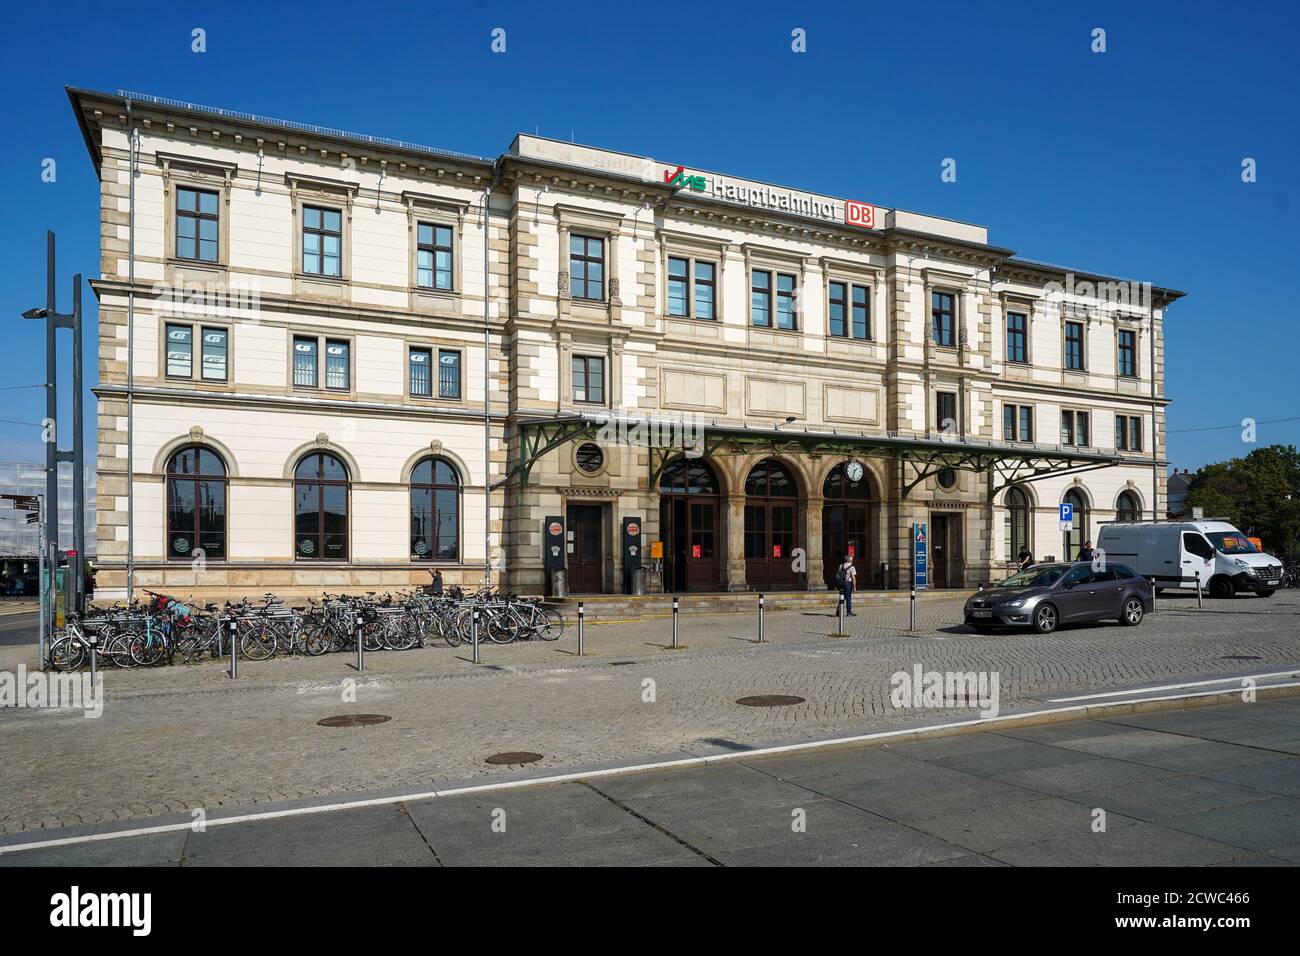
left=1185, top=444, right=1300, bottom=556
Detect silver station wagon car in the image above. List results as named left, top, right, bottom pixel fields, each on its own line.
left=964, top=562, right=1154, bottom=634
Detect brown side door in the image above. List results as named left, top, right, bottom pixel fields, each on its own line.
left=930, top=514, right=951, bottom=589
left=567, top=505, right=604, bottom=593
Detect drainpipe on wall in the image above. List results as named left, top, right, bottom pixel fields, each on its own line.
left=482, top=161, right=501, bottom=589
left=126, top=100, right=138, bottom=601
left=1150, top=300, right=1160, bottom=521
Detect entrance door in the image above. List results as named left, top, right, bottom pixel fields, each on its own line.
left=822, top=505, right=870, bottom=588
left=661, top=496, right=720, bottom=592
left=744, top=459, right=802, bottom=591
left=930, top=513, right=963, bottom=589
left=566, top=505, right=604, bottom=593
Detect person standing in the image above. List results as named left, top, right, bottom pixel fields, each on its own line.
left=1077, top=540, right=1095, bottom=563
left=1017, top=546, right=1034, bottom=571
left=836, top=554, right=858, bottom=616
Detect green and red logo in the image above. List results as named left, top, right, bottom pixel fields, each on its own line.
left=664, top=164, right=707, bottom=192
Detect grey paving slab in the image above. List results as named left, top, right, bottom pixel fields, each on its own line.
left=1202, top=758, right=1300, bottom=797
left=181, top=803, right=435, bottom=867
left=805, top=765, right=1049, bottom=822
left=987, top=822, right=1245, bottom=867
left=1125, top=741, right=1289, bottom=774
left=904, top=738, right=1100, bottom=777
left=1160, top=796, right=1300, bottom=853
left=0, top=831, right=187, bottom=868
left=716, top=819, right=969, bottom=866
left=903, top=796, right=1137, bottom=854
left=1074, top=775, right=1274, bottom=822
left=989, top=756, right=1178, bottom=797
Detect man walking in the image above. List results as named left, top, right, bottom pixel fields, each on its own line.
left=1017, top=546, right=1034, bottom=570
left=1077, top=539, right=1095, bottom=563
left=836, top=554, right=857, bottom=616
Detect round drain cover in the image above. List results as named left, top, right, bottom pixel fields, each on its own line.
left=736, top=695, right=805, bottom=707
left=485, top=751, right=544, bottom=766
left=1221, top=655, right=1263, bottom=661
left=317, top=714, right=392, bottom=727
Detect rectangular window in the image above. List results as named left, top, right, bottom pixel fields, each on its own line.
left=828, top=282, right=847, bottom=337
left=302, top=206, right=342, bottom=277
left=1117, top=414, right=1142, bottom=451
left=1118, top=329, right=1137, bottom=377
left=417, top=223, right=454, bottom=290
left=1006, top=312, right=1027, bottom=363
left=293, top=336, right=318, bottom=388
left=936, top=391, right=958, bottom=434
left=1002, top=404, right=1033, bottom=442
left=667, top=257, right=689, bottom=317
left=751, top=270, right=771, bottom=327
left=438, top=349, right=461, bottom=399
left=166, top=324, right=193, bottom=378
left=573, top=355, right=605, bottom=404
left=932, top=292, right=955, bottom=347
left=775, top=273, right=797, bottom=330
left=1062, top=410, right=1090, bottom=446
left=1064, top=320, right=1085, bottom=370
left=176, top=187, right=219, bottom=262
left=694, top=261, right=715, bottom=319
left=409, top=347, right=432, bottom=397
left=851, top=284, right=870, bottom=340
left=570, top=235, right=604, bottom=300
left=1003, top=405, right=1016, bottom=442
left=200, top=327, right=227, bottom=381
left=325, top=340, right=350, bottom=391
left=1020, top=406, right=1033, bottom=443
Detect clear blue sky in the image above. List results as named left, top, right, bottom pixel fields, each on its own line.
left=1, top=0, right=1295, bottom=470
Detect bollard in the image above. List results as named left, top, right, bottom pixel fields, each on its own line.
left=355, top=618, right=364, bottom=672
left=671, top=597, right=679, bottom=649
left=577, top=601, right=585, bottom=656
left=1148, top=577, right=1156, bottom=612
left=909, top=588, right=916, bottom=631
left=87, top=632, right=98, bottom=686
left=228, top=618, right=238, bottom=679
left=1195, top=570, right=1203, bottom=609
left=836, top=597, right=844, bottom=636
left=472, top=607, right=481, bottom=663
left=758, top=593, right=765, bottom=644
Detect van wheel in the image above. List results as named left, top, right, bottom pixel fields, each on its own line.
left=1120, top=597, right=1145, bottom=626
left=1208, top=576, right=1235, bottom=599
left=1033, top=604, right=1058, bottom=634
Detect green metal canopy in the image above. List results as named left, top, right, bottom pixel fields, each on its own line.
left=502, top=413, right=1122, bottom=500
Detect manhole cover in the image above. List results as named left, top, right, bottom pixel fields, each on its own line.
left=485, top=751, right=544, bottom=765
left=608, top=661, right=636, bottom=666
left=736, top=695, right=805, bottom=707
left=317, top=714, right=392, bottom=727
left=1221, top=655, right=1263, bottom=661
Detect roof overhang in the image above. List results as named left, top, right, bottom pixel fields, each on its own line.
left=506, top=412, right=1124, bottom=500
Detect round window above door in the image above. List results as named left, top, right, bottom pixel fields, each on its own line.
left=575, top=442, right=605, bottom=474
left=936, top=468, right=958, bottom=490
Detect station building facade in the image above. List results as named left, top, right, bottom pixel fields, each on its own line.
left=70, top=89, right=1181, bottom=602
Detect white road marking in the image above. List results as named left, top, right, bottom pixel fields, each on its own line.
left=1047, top=671, right=1300, bottom=703
left=3, top=679, right=1298, bottom=857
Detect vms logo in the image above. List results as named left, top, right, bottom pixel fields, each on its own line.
left=664, top=165, right=707, bottom=192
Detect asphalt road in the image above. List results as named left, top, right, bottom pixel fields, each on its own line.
left=0, top=608, right=36, bottom=647
left=3, top=698, right=1297, bottom=866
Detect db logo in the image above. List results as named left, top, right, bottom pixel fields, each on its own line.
left=846, top=199, right=876, bottom=229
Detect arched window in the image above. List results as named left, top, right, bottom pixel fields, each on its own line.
left=1004, top=487, right=1030, bottom=561
left=659, top=457, right=720, bottom=495
left=822, top=462, right=873, bottom=500
left=166, top=446, right=227, bottom=561
left=410, top=457, right=460, bottom=561
left=745, top=459, right=798, bottom=497
left=294, top=452, right=349, bottom=561
left=1063, top=489, right=1088, bottom=560
left=1116, top=490, right=1141, bottom=522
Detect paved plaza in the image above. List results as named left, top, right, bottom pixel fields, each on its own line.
left=0, top=590, right=1298, bottom=842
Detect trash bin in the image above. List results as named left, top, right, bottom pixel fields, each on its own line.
left=631, top=567, right=648, bottom=596
left=551, top=568, right=569, bottom=599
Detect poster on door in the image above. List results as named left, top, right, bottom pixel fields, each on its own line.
left=913, top=522, right=928, bottom=590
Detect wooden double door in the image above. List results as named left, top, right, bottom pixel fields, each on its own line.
left=822, top=504, right=870, bottom=589
left=929, top=512, right=964, bottom=589
left=744, top=500, right=800, bottom=591
left=660, top=495, right=720, bottom=592
left=566, top=504, right=604, bottom=593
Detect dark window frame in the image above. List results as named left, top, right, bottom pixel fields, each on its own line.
left=1117, top=328, right=1137, bottom=377
left=1006, top=312, right=1028, bottom=364
left=165, top=445, right=227, bottom=562
left=302, top=204, right=343, bottom=278
left=570, top=234, right=605, bottom=301
left=775, top=273, right=798, bottom=331
left=409, top=456, right=460, bottom=562
left=437, top=349, right=462, bottom=400
left=416, top=221, right=455, bottom=291
left=935, top=391, right=958, bottom=435
left=750, top=269, right=772, bottom=327
left=1064, top=320, right=1085, bottom=370
left=293, top=452, right=350, bottom=562
left=932, top=291, right=956, bottom=347
left=175, top=186, right=220, bottom=263
left=409, top=346, right=433, bottom=398
left=573, top=354, right=606, bottom=405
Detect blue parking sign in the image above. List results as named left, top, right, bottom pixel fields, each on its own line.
left=1059, top=502, right=1073, bottom=524
left=913, top=522, right=928, bottom=590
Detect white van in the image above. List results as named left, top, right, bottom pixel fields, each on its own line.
left=1096, top=519, right=1284, bottom=598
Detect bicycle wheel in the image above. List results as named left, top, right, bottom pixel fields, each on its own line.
left=537, top=606, right=565, bottom=641
left=239, top=622, right=278, bottom=661
left=299, top=617, right=331, bottom=656
left=48, top=635, right=86, bottom=672
left=131, top=632, right=168, bottom=667
left=485, top=609, right=518, bottom=644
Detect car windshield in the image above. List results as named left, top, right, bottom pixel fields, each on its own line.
left=998, top=565, right=1068, bottom=588
left=1206, top=532, right=1257, bottom=554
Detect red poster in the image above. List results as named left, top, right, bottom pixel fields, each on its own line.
left=772, top=544, right=782, bottom=558
left=691, top=544, right=701, bottom=559
left=848, top=544, right=856, bottom=558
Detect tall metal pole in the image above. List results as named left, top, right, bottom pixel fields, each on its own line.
left=37, top=495, right=46, bottom=670
left=126, top=103, right=137, bottom=601
left=1150, top=301, right=1159, bottom=521
left=482, top=186, right=491, bottom=590
left=44, top=233, right=59, bottom=630
left=72, top=274, right=85, bottom=613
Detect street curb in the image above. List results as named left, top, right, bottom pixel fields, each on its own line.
left=1, top=679, right=1296, bottom=856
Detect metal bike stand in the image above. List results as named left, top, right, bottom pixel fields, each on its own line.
left=472, top=607, right=481, bottom=664
left=758, top=593, right=765, bottom=643
left=671, top=597, right=679, bottom=649
left=577, top=601, right=585, bottom=656
left=228, top=618, right=238, bottom=679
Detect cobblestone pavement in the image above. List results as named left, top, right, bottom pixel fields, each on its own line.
left=2, top=590, right=1299, bottom=835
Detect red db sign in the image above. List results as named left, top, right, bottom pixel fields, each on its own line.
left=846, top=200, right=876, bottom=229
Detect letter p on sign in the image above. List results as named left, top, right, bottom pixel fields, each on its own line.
left=846, top=200, right=876, bottom=229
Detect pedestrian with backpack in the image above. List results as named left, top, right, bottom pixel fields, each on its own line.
left=836, top=554, right=858, bottom=616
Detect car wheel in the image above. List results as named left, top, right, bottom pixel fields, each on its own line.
left=1033, top=603, right=1058, bottom=634
left=1120, top=597, right=1144, bottom=626
left=1208, top=576, right=1235, bottom=599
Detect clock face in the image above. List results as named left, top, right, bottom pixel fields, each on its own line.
left=846, top=460, right=864, bottom=482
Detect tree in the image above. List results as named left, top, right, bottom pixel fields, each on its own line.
left=1185, top=444, right=1300, bottom=556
